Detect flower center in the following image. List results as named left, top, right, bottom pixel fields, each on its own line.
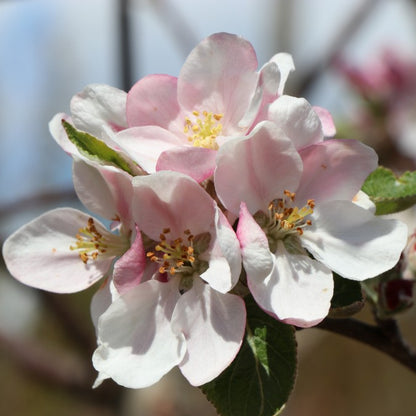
left=184, top=110, right=223, bottom=150
left=70, top=217, right=129, bottom=264
left=146, top=228, right=211, bottom=292
left=254, top=190, right=315, bottom=253
left=146, top=228, right=196, bottom=276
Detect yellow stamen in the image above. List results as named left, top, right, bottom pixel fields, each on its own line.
left=183, top=110, right=223, bottom=150
left=147, top=228, right=196, bottom=276
left=70, top=217, right=128, bottom=264
left=268, top=192, right=314, bottom=236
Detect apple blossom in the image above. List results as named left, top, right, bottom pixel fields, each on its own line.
left=214, top=121, right=408, bottom=327
left=93, top=171, right=246, bottom=388
left=110, top=32, right=295, bottom=181
left=2, top=158, right=135, bottom=293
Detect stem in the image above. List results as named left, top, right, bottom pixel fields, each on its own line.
left=317, top=317, right=416, bottom=373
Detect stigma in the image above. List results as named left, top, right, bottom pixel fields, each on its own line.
left=70, top=217, right=129, bottom=264
left=184, top=110, right=223, bottom=150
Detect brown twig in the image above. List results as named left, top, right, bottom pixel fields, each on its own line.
left=317, top=317, right=416, bottom=373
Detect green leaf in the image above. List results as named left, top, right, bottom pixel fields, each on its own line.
left=361, top=166, right=416, bottom=215
left=201, top=296, right=297, bottom=416
left=329, top=274, right=364, bottom=318
left=62, top=120, right=135, bottom=175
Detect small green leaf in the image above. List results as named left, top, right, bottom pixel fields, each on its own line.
left=329, top=274, right=364, bottom=318
left=201, top=296, right=297, bottom=416
left=362, top=166, right=416, bottom=215
left=62, top=120, right=135, bottom=175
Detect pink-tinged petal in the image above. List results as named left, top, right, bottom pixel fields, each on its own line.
left=113, top=228, right=146, bottom=295
left=126, top=74, right=185, bottom=137
left=302, top=201, right=408, bottom=280
left=268, top=95, right=324, bottom=149
left=178, top=33, right=258, bottom=133
left=248, top=241, right=333, bottom=328
left=2, top=208, right=114, bottom=293
left=132, top=171, right=215, bottom=239
left=70, top=84, right=128, bottom=138
left=156, top=146, right=217, bottom=183
left=237, top=202, right=274, bottom=280
left=93, top=279, right=186, bottom=388
left=313, top=106, right=336, bottom=137
left=113, top=126, right=183, bottom=173
left=296, top=139, right=378, bottom=205
left=72, top=158, right=133, bottom=226
left=49, top=113, right=80, bottom=156
left=172, top=279, right=246, bottom=386
left=215, top=121, right=302, bottom=215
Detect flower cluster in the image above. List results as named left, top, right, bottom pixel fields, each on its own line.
left=2, top=33, right=407, bottom=389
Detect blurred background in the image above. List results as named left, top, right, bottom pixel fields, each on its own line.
left=1, top=0, right=416, bottom=415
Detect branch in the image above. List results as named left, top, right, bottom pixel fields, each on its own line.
left=295, top=0, right=381, bottom=96
left=317, top=317, right=416, bottom=373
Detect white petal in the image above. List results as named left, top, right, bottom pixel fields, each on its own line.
left=49, top=113, right=80, bottom=156
left=70, top=84, right=128, bottom=138
left=72, top=158, right=133, bottom=226
left=214, top=208, right=242, bottom=287
left=248, top=241, right=333, bottom=327
left=237, top=202, right=274, bottom=280
left=172, top=279, right=246, bottom=386
left=353, top=190, right=376, bottom=213
left=238, top=53, right=294, bottom=130
left=268, top=95, right=324, bottom=149
left=302, top=201, right=408, bottom=280
left=93, top=279, right=186, bottom=388
left=90, top=278, right=119, bottom=331
left=269, top=52, right=295, bottom=95
left=2, top=208, right=113, bottom=293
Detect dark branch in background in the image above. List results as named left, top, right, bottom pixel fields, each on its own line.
left=150, top=0, right=199, bottom=57
left=295, top=0, right=381, bottom=96
left=119, top=0, right=133, bottom=91
left=317, top=317, right=416, bottom=373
